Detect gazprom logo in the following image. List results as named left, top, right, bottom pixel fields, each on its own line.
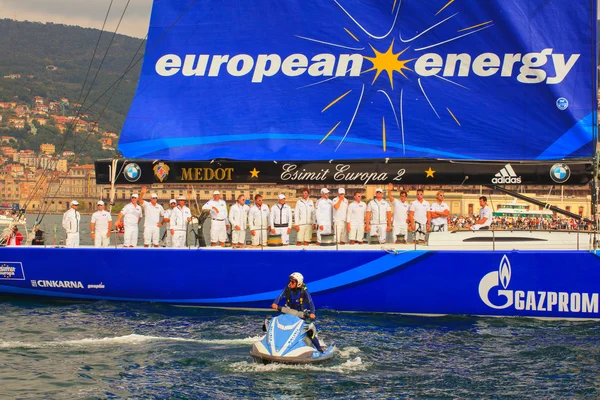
left=155, top=49, right=579, bottom=85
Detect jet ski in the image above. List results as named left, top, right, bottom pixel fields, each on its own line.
left=250, top=306, right=335, bottom=364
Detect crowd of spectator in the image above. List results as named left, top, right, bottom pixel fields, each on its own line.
left=449, top=215, right=592, bottom=231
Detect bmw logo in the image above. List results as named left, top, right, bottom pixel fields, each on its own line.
left=549, top=163, right=570, bottom=184
left=556, top=97, right=569, bottom=111
left=123, top=163, right=142, bottom=182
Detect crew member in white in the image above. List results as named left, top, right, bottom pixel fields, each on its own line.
left=229, top=194, right=249, bottom=248
left=315, top=188, right=333, bottom=245
left=171, top=196, right=192, bottom=248
left=116, top=194, right=142, bottom=247
left=409, top=189, right=430, bottom=243
left=162, top=199, right=177, bottom=247
left=270, top=194, right=293, bottom=246
left=62, top=200, right=81, bottom=248
left=249, top=194, right=269, bottom=247
left=202, top=190, right=229, bottom=247
left=387, top=183, right=410, bottom=243
left=471, top=196, right=493, bottom=231
left=347, top=191, right=366, bottom=245
left=366, top=188, right=392, bottom=244
left=294, top=188, right=314, bottom=246
left=430, top=191, right=450, bottom=232
left=90, top=200, right=112, bottom=247
left=333, top=188, right=349, bottom=244
left=139, top=186, right=165, bottom=248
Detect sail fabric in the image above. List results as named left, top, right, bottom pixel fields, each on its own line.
left=119, top=0, right=597, bottom=161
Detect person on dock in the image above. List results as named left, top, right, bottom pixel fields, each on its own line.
left=270, top=194, right=292, bottom=246
left=139, top=187, right=165, bottom=248
left=347, top=191, right=367, bottom=244
left=115, top=194, right=142, bottom=247
left=249, top=194, right=270, bottom=247
left=62, top=200, right=81, bottom=248
left=202, top=190, right=229, bottom=247
left=90, top=200, right=112, bottom=248
left=229, top=194, right=249, bottom=248
left=294, top=188, right=314, bottom=246
left=388, top=183, right=409, bottom=243
left=471, top=196, right=493, bottom=231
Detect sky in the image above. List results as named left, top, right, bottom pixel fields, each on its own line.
left=0, top=0, right=152, bottom=38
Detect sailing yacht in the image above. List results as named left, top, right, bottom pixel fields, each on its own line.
left=2, top=0, right=600, bottom=319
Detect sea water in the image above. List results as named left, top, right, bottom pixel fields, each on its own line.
left=0, top=299, right=598, bottom=399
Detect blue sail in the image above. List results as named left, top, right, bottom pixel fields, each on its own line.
left=119, top=0, right=597, bottom=161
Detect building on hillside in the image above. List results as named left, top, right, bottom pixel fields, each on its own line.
left=62, top=151, right=75, bottom=158
left=34, top=118, right=47, bottom=126
left=33, top=96, right=44, bottom=105
left=60, top=97, right=69, bottom=106
left=56, top=159, right=68, bottom=173
left=7, top=118, right=25, bottom=129
left=3, top=74, right=21, bottom=79
left=40, top=143, right=55, bottom=155
left=4, top=164, right=24, bottom=177
left=100, top=137, right=112, bottom=147
left=1, top=136, right=16, bottom=144
left=17, top=151, right=37, bottom=167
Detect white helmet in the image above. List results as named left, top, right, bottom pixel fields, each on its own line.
left=289, top=272, right=304, bottom=287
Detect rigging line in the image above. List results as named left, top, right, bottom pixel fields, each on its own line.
left=399, top=13, right=457, bottom=43
left=335, top=84, right=364, bottom=152
left=418, top=78, right=440, bottom=119
left=415, top=25, right=493, bottom=51
left=294, top=35, right=364, bottom=51
left=333, top=0, right=401, bottom=39
left=400, top=88, right=405, bottom=154
left=432, top=74, right=470, bottom=90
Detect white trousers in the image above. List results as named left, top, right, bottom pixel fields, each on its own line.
left=252, top=229, right=268, bottom=246
left=211, top=221, right=227, bottom=243
left=393, top=223, right=408, bottom=241
left=164, top=225, right=172, bottom=247
left=334, top=221, right=348, bottom=243
left=94, top=230, right=110, bottom=248
left=348, top=222, right=365, bottom=243
left=172, top=230, right=186, bottom=248
left=274, top=227, right=290, bottom=245
left=123, top=225, right=138, bottom=247
left=144, top=225, right=160, bottom=246
left=297, top=224, right=312, bottom=243
left=231, top=229, right=246, bottom=245
left=66, top=232, right=79, bottom=248
left=414, top=221, right=427, bottom=241
left=317, top=225, right=332, bottom=243
left=369, top=224, right=387, bottom=244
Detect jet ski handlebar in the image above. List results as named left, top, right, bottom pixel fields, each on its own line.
left=278, top=306, right=312, bottom=320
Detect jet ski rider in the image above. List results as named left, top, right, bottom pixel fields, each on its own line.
left=271, top=272, right=316, bottom=319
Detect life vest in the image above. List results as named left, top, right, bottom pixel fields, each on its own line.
left=285, top=285, right=307, bottom=311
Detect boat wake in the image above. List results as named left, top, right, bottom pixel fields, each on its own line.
left=0, top=333, right=264, bottom=349
left=230, top=346, right=367, bottom=373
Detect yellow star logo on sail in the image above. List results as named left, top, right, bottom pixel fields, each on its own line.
left=249, top=167, right=260, bottom=178
left=425, top=167, right=435, bottom=178
left=363, top=39, right=415, bottom=89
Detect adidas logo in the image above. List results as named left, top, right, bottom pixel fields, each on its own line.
left=492, top=164, right=522, bottom=184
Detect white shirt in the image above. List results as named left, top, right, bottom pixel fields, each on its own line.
left=202, top=198, right=228, bottom=221
left=391, top=199, right=409, bottom=226
left=142, top=201, right=164, bottom=228
left=270, top=203, right=292, bottom=229
left=478, top=205, right=493, bottom=228
left=315, top=197, right=333, bottom=226
left=171, top=205, right=192, bottom=230
left=430, top=201, right=450, bottom=227
left=164, top=206, right=176, bottom=228
left=332, top=196, right=349, bottom=223
left=229, top=203, right=249, bottom=230
left=91, top=210, right=112, bottom=232
left=121, top=203, right=142, bottom=226
left=249, top=204, right=269, bottom=230
left=410, top=199, right=430, bottom=224
left=294, top=198, right=315, bottom=225
left=347, top=201, right=366, bottom=224
left=62, top=208, right=80, bottom=233
left=367, top=199, right=390, bottom=225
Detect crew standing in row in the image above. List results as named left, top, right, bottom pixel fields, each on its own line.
left=139, top=186, right=165, bottom=248
left=90, top=200, right=112, bottom=247
left=332, top=188, right=348, bottom=244
left=171, top=196, right=192, bottom=248
left=229, top=195, right=249, bottom=248
left=202, top=190, right=229, bottom=247
left=388, top=183, right=409, bottom=243
left=315, top=188, right=333, bottom=245
left=294, top=188, right=314, bottom=246
left=366, top=188, right=392, bottom=244
left=347, top=192, right=366, bottom=244
left=249, top=194, right=270, bottom=246
left=270, top=194, right=293, bottom=246
left=62, top=200, right=81, bottom=248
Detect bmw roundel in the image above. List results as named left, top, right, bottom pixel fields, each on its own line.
left=124, top=163, right=142, bottom=182
left=556, top=97, right=569, bottom=111
left=549, top=163, right=570, bottom=184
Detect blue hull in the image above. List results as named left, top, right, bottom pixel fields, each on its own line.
left=0, top=248, right=598, bottom=319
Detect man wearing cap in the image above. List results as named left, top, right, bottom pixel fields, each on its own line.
left=162, top=199, right=177, bottom=247
left=409, top=188, right=431, bottom=244
left=139, top=186, right=165, bottom=248
left=315, top=188, right=333, bottom=245
left=388, top=183, right=410, bottom=243
left=270, top=194, right=293, bottom=245
left=202, top=190, right=229, bottom=247
left=333, top=188, right=349, bottom=244
left=171, top=196, right=193, bottom=248
left=294, top=188, right=314, bottom=246
left=229, top=194, right=250, bottom=248
left=347, top=191, right=367, bottom=244
left=90, top=200, right=112, bottom=248
left=62, top=200, right=81, bottom=248
left=249, top=194, right=270, bottom=247
left=366, top=188, right=392, bottom=244
left=116, top=194, right=142, bottom=247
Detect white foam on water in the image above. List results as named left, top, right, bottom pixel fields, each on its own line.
left=229, top=357, right=368, bottom=374
left=337, top=346, right=361, bottom=358
left=0, top=334, right=265, bottom=349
